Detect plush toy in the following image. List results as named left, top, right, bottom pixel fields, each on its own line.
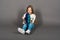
left=25, top=13, right=30, bottom=24
left=25, top=13, right=31, bottom=31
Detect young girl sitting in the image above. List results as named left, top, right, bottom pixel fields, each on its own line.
left=18, top=5, right=36, bottom=34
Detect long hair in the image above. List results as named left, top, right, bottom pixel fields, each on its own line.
left=26, top=5, right=34, bottom=13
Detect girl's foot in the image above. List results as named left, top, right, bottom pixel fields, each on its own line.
left=18, top=28, right=25, bottom=34
left=26, top=30, right=31, bottom=34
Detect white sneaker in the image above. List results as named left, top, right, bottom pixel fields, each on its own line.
left=18, top=28, right=25, bottom=34
left=26, top=30, right=31, bottom=34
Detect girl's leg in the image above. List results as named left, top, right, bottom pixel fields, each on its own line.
left=18, top=24, right=27, bottom=34
left=28, top=23, right=34, bottom=31
left=26, top=23, right=34, bottom=34
left=22, top=24, right=27, bottom=31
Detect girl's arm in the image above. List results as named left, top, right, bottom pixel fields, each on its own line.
left=22, top=13, right=26, bottom=24
left=22, top=13, right=26, bottom=20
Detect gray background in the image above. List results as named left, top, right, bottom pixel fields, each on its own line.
left=0, top=0, right=60, bottom=24
left=0, top=0, right=60, bottom=40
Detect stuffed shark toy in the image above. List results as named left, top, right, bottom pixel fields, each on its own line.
left=25, top=13, right=30, bottom=24
left=25, top=13, right=31, bottom=30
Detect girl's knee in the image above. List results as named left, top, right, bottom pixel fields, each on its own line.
left=29, top=23, right=34, bottom=26
left=22, top=24, right=27, bottom=30
left=23, top=24, right=27, bottom=27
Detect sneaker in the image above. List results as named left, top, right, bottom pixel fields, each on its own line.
left=26, top=30, right=31, bottom=34
left=18, top=28, right=25, bottom=34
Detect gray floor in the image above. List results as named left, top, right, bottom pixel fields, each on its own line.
left=0, top=22, right=60, bottom=40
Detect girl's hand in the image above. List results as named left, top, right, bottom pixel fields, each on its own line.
left=22, top=16, right=24, bottom=20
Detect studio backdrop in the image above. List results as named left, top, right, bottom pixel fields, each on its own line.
left=0, top=0, right=60, bottom=25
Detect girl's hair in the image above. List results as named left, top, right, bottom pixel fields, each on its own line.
left=26, top=5, right=34, bottom=13
left=26, top=5, right=38, bottom=24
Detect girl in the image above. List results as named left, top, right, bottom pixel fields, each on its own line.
left=18, top=5, right=36, bottom=34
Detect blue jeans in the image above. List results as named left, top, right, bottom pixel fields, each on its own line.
left=22, top=23, right=34, bottom=31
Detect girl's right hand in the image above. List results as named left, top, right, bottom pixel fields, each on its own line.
left=22, top=16, right=24, bottom=20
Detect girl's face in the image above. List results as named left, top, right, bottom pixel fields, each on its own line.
left=27, top=7, right=32, bottom=14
